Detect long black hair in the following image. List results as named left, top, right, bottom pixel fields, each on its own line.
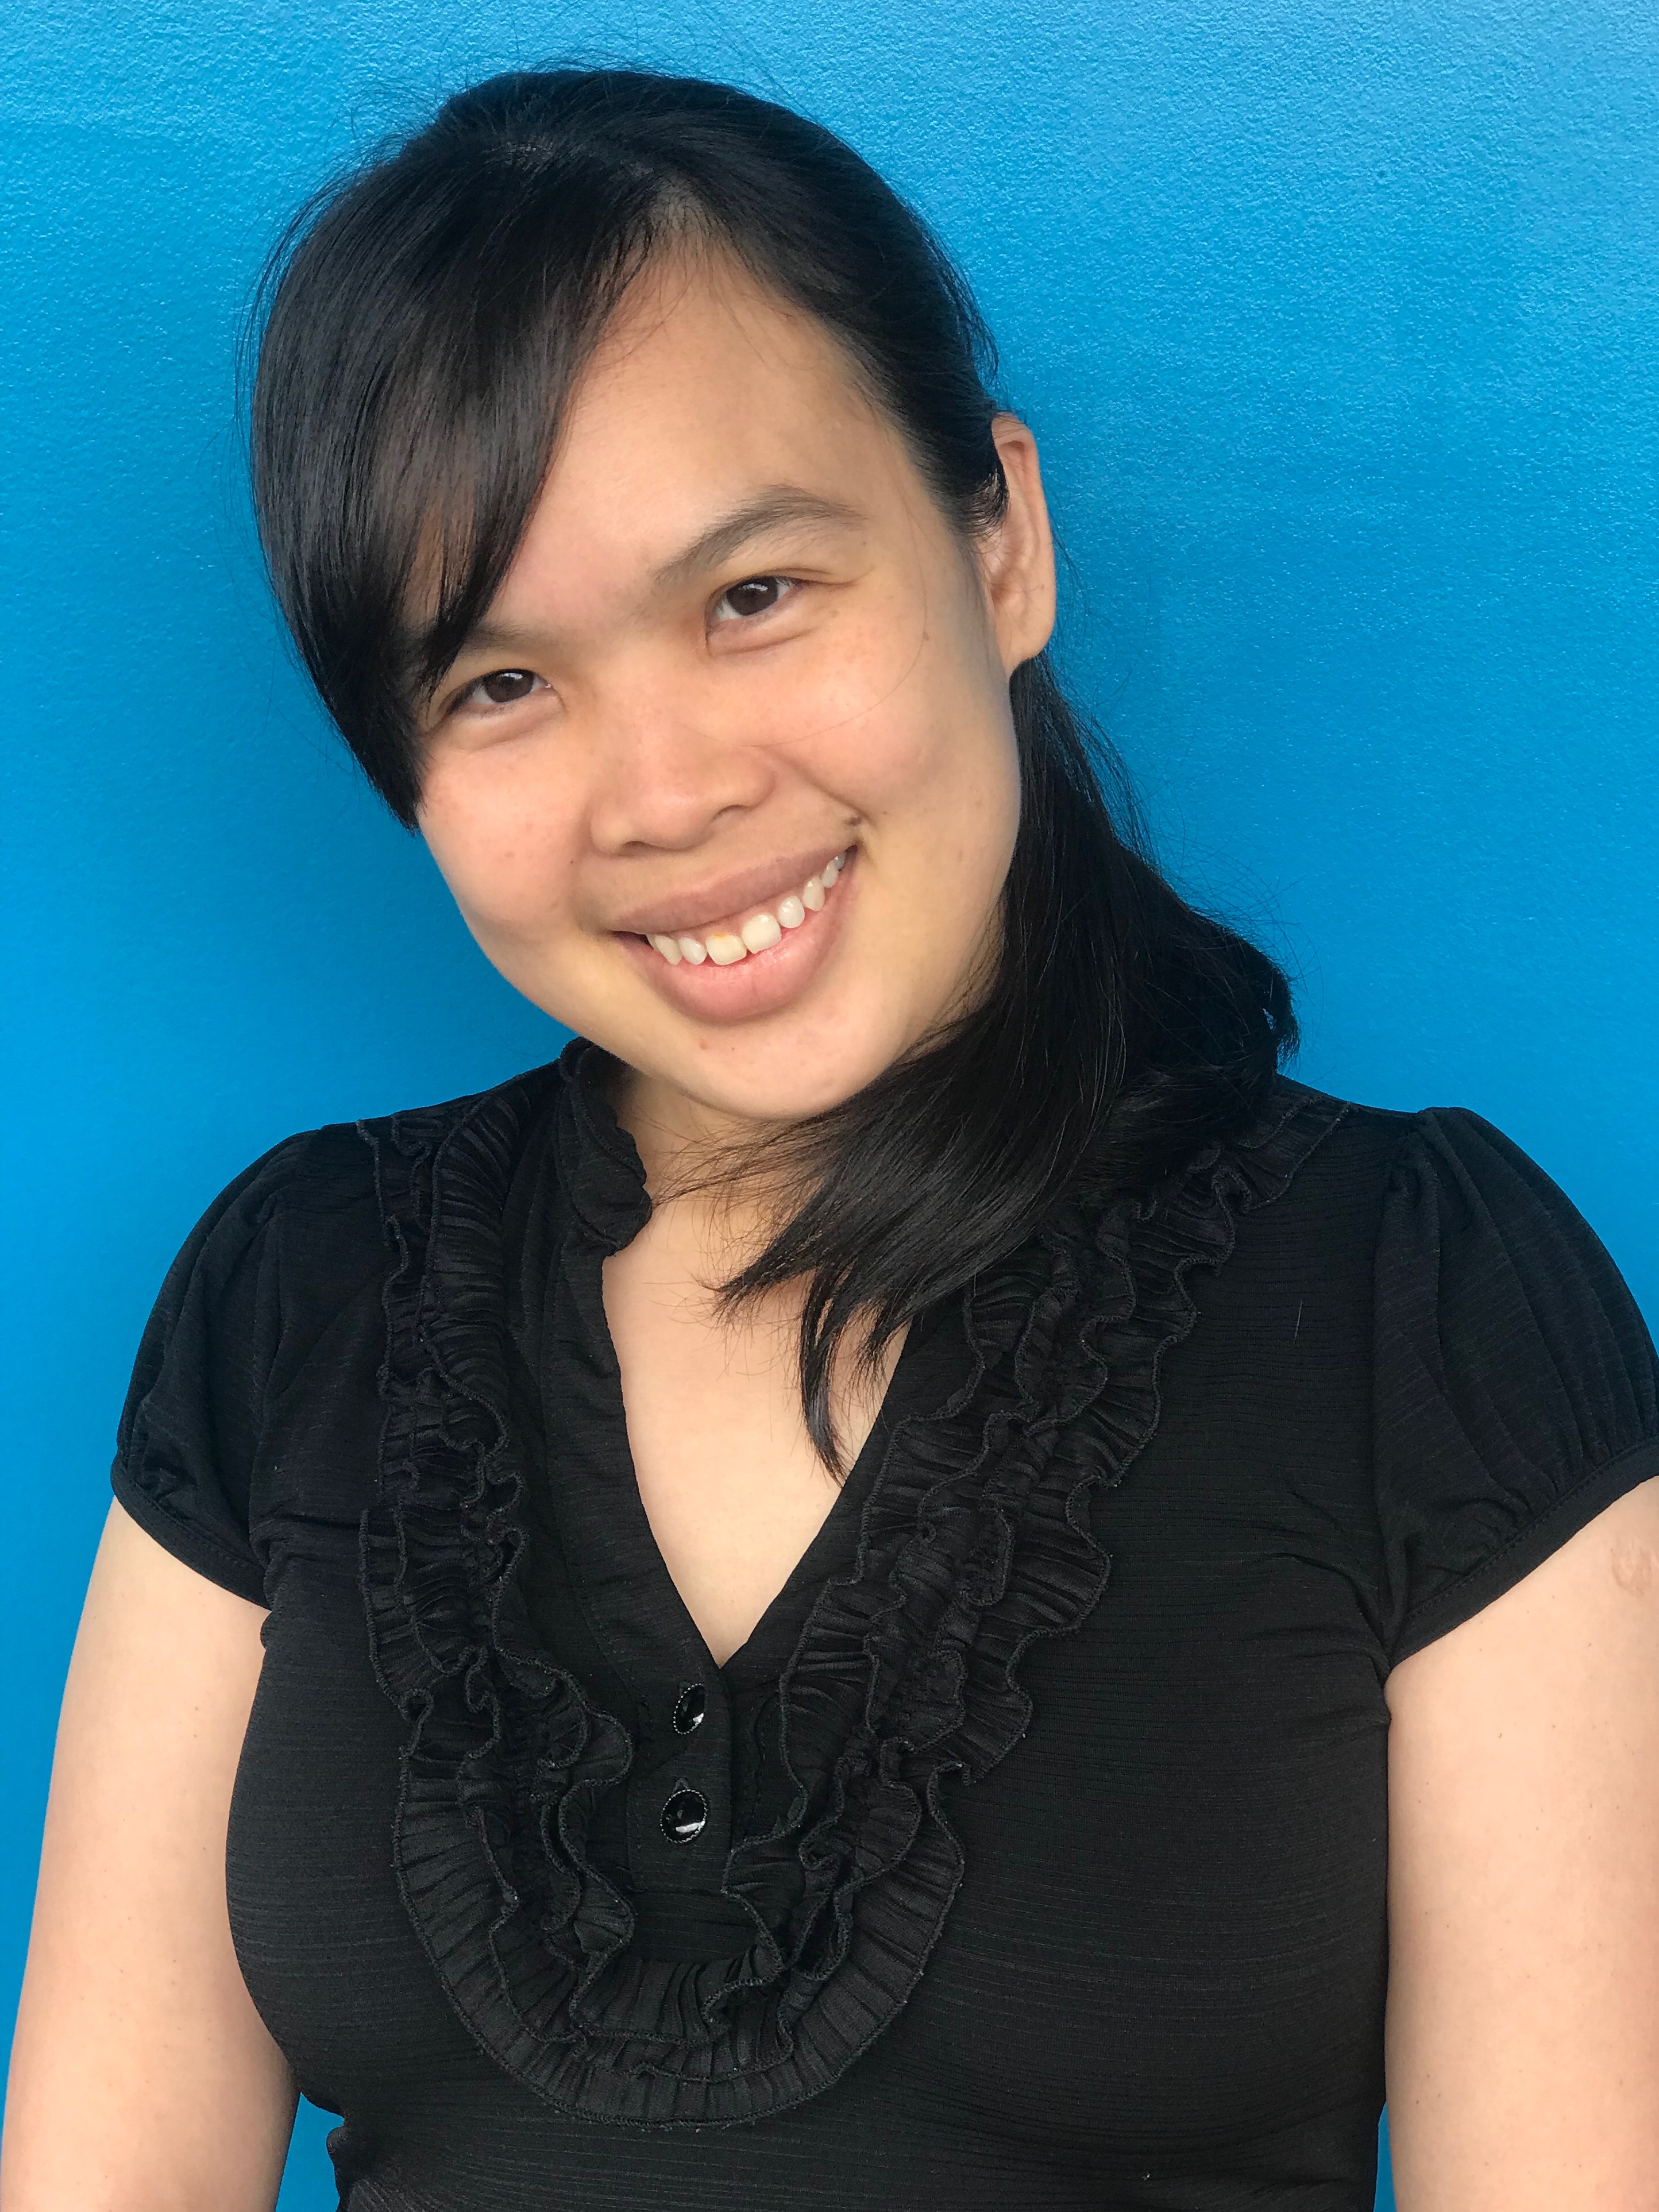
left=250, top=67, right=1297, bottom=1466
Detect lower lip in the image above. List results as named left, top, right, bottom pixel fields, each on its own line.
left=615, top=852, right=858, bottom=1025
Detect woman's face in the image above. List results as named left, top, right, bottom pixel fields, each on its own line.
left=415, top=251, right=1055, bottom=1135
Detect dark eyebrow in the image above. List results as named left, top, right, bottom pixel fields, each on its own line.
left=649, top=486, right=865, bottom=592
left=445, top=488, right=865, bottom=666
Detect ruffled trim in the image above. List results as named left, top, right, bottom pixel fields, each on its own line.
left=358, top=1047, right=1349, bottom=2125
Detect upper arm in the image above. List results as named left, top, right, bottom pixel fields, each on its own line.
left=1, top=1502, right=296, bottom=2212
left=1384, top=1473, right=1659, bottom=2212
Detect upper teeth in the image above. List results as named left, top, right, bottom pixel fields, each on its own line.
left=646, top=854, right=847, bottom=968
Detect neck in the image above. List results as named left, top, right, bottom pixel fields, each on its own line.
left=607, top=1061, right=792, bottom=1274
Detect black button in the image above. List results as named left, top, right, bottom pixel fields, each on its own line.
left=672, top=1684, right=707, bottom=1735
left=660, top=1788, right=708, bottom=1844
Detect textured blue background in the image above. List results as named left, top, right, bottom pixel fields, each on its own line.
left=6, top=2, right=1658, bottom=2203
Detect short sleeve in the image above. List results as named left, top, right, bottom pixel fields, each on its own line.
left=111, top=1138, right=308, bottom=1605
left=1374, top=1107, right=1659, bottom=1667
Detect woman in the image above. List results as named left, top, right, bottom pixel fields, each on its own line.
left=5, top=65, right=1657, bottom=2212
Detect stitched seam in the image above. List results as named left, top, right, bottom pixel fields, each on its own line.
left=1394, top=1432, right=1659, bottom=1646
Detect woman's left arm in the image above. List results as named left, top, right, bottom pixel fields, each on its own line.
left=1384, top=1472, right=1659, bottom=2211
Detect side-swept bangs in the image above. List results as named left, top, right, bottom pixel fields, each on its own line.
left=252, top=71, right=1002, bottom=824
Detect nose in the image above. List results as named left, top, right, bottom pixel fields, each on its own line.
left=586, top=673, right=776, bottom=855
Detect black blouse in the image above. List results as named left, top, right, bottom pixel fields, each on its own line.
left=111, top=1041, right=1659, bottom=2211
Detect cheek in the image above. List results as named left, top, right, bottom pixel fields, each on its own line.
left=417, top=762, right=579, bottom=945
left=789, top=638, right=1018, bottom=850
left=734, top=551, right=964, bottom=775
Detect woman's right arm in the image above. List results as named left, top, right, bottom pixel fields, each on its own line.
left=1, top=1501, right=297, bottom=2212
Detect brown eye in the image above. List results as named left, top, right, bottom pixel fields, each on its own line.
left=713, top=575, right=794, bottom=623
left=475, top=667, right=542, bottom=705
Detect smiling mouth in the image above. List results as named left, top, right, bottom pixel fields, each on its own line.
left=636, top=850, right=851, bottom=967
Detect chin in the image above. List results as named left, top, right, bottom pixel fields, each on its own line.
left=678, top=1049, right=897, bottom=1126
left=634, top=1001, right=921, bottom=1127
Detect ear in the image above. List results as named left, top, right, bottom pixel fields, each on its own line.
left=978, top=414, right=1057, bottom=673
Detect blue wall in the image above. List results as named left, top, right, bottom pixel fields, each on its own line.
left=6, top=2, right=1658, bottom=2203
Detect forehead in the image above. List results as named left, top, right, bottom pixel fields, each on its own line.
left=518, top=251, right=917, bottom=580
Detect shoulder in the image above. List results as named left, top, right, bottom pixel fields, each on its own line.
left=130, top=1054, right=573, bottom=1399
left=1325, top=1091, right=1658, bottom=1662
left=1249, top=1080, right=1630, bottom=1271
left=1320, top=1090, right=1654, bottom=1365
left=1207, top=1082, right=1659, bottom=1666
left=1256, top=1079, right=1656, bottom=1420
left=112, top=1056, right=572, bottom=1600
left=203, top=1055, right=570, bottom=1248
left=213, top=1119, right=377, bottom=1230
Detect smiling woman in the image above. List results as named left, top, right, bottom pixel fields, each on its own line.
left=410, top=256, right=1029, bottom=1099
left=5, top=64, right=1658, bottom=2212
left=245, top=70, right=1294, bottom=1477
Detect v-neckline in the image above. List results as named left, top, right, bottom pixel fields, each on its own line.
left=514, top=1040, right=961, bottom=1712
left=573, top=1222, right=939, bottom=1694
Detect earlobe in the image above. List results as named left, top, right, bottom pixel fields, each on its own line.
left=985, top=414, right=1058, bottom=672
